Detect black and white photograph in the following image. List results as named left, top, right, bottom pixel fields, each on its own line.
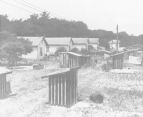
left=0, top=0, right=143, bottom=116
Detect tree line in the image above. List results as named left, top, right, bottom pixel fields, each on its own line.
left=1, top=12, right=143, bottom=48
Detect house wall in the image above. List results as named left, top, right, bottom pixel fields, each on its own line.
left=109, top=43, right=120, bottom=50
left=70, top=44, right=87, bottom=50
left=22, top=46, right=37, bottom=60
left=47, top=45, right=69, bottom=55
left=37, top=39, right=47, bottom=60
left=69, top=40, right=73, bottom=51
left=89, top=44, right=98, bottom=50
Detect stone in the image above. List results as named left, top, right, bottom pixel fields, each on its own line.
left=90, top=92, right=104, bottom=104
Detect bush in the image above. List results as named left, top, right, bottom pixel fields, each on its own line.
left=88, top=45, right=94, bottom=51
left=55, top=47, right=67, bottom=56
left=80, top=48, right=88, bottom=55
left=70, top=47, right=80, bottom=54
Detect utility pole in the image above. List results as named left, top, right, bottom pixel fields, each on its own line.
left=116, top=24, right=119, bottom=53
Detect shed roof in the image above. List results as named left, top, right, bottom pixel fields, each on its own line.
left=45, top=37, right=71, bottom=45
left=17, top=37, right=43, bottom=46
left=99, top=50, right=112, bottom=54
left=0, top=67, right=12, bottom=75
left=67, top=52, right=82, bottom=56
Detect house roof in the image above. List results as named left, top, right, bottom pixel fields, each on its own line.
left=71, top=38, right=88, bottom=44
left=18, top=37, right=43, bottom=46
left=109, top=40, right=120, bottom=44
left=45, top=37, right=71, bottom=45
left=88, top=38, right=99, bottom=44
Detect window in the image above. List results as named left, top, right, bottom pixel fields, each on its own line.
left=40, top=47, right=43, bottom=56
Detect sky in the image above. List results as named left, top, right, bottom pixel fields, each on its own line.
left=0, top=0, right=143, bottom=36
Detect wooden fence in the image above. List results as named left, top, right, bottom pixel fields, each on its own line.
left=41, top=66, right=79, bottom=108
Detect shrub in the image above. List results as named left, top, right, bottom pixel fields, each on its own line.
left=70, top=47, right=80, bottom=54
left=55, top=47, right=67, bottom=56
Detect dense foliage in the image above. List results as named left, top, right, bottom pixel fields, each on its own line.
left=1, top=12, right=143, bottom=47
left=55, top=46, right=67, bottom=56
left=0, top=31, right=32, bottom=65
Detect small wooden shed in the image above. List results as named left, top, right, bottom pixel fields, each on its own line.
left=59, top=52, right=91, bottom=68
left=0, top=67, right=12, bottom=98
left=110, top=52, right=124, bottom=69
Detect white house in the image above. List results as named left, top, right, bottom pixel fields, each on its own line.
left=45, top=37, right=71, bottom=54
left=17, top=37, right=100, bottom=60
left=18, top=37, right=47, bottom=60
left=70, top=38, right=88, bottom=50
left=108, top=40, right=120, bottom=50
left=88, top=38, right=99, bottom=50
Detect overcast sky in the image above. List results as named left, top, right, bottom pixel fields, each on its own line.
left=0, top=0, right=143, bottom=36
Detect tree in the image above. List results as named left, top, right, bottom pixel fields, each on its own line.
left=1, top=13, right=143, bottom=47
left=105, top=43, right=110, bottom=50
left=88, top=45, right=94, bottom=51
left=55, top=47, right=67, bottom=56
left=80, top=48, right=88, bottom=55
left=70, top=47, right=79, bottom=54
left=0, top=31, right=32, bottom=66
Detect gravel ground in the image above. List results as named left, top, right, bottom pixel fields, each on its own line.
left=0, top=62, right=143, bottom=117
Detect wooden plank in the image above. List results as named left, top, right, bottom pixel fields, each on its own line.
left=75, top=69, right=78, bottom=104
left=73, top=69, right=75, bottom=105
left=66, top=72, right=70, bottom=107
left=59, top=75, right=62, bottom=106
left=3, top=76, right=6, bottom=96
left=69, top=70, right=72, bottom=107
left=62, top=74, right=66, bottom=106
left=68, top=54, right=71, bottom=68
left=51, top=77, right=54, bottom=105
left=1, top=77, right=4, bottom=97
left=71, top=55, right=73, bottom=68
left=112, top=57, right=115, bottom=69
left=70, top=69, right=74, bottom=106
left=55, top=76, right=59, bottom=105
left=118, top=59, right=120, bottom=69
left=0, top=76, right=2, bottom=98
left=49, top=77, right=51, bottom=104
left=67, top=52, right=82, bottom=57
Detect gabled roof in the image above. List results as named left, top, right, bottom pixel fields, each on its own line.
left=109, top=40, right=120, bottom=44
left=88, top=38, right=99, bottom=44
left=45, top=37, right=71, bottom=45
left=71, top=38, right=88, bottom=44
left=18, top=37, right=43, bottom=46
